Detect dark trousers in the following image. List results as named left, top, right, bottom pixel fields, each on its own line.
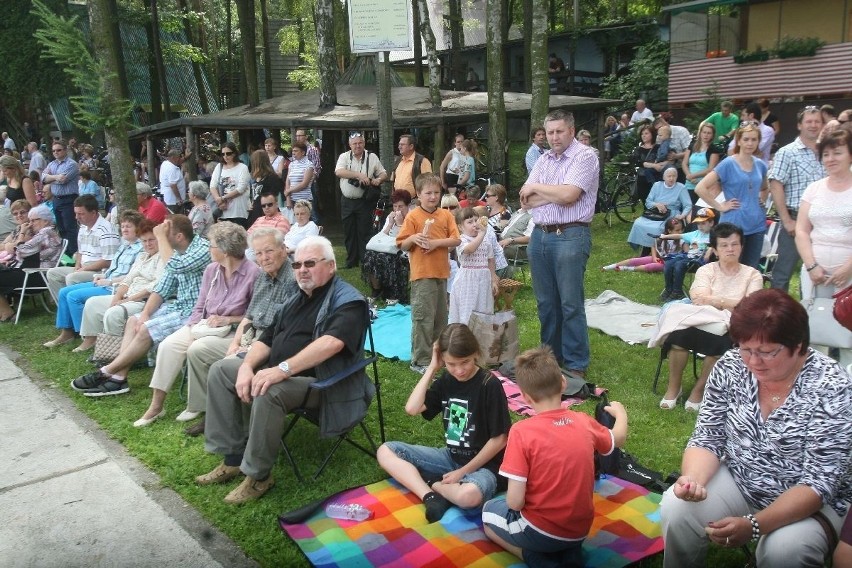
left=340, top=195, right=373, bottom=267
left=53, top=194, right=79, bottom=256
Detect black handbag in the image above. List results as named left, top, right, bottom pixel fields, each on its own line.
left=642, top=208, right=667, bottom=221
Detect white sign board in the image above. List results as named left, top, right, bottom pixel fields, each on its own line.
left=348, top=0, right=411, bottom=53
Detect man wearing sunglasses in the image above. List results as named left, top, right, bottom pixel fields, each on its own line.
left=198, top=236, right=373, bottom=504
left=335, top=131, right=388, bottom=269
left=247, top=193, right=291, bottom=238
left=41, top=139, right=81, bottom=254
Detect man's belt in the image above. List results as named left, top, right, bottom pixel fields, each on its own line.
left=538, top=222, right=590, bottom=233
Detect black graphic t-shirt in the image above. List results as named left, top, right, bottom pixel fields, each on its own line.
left=423, top=368, right=511, bottom=474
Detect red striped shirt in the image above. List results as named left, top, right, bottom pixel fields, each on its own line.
left=527, top=140, right=599, bottom=225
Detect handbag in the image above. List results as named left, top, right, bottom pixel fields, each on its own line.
left=365, top=231, right=400, bottom=255
left=468, top=310, right=519, bottom=366
left=833, top=285, right=852, bottom=332
left=190, top=319, right=232, bottom=339
left=642, top=208, right=667, bottom=221
left=802, top=293, right=852, bottom=349
left=92, top=333, right=122, bottom=366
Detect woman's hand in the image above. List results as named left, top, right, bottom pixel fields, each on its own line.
left=655, top=204, right=668, bottom=213
left=829, top=263, right=852, bottom=288
left=718, top=198, right=740, bottom=212
left=706, top=517, right=751, bottom=548
left=808, top=265, right=828, bottom=286
left=672, top=475, right=708, bottom=502
left=205, top=315, right=230, bottom=327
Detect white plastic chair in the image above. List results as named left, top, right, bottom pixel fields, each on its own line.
left=13, top=238, right=68, bottom=324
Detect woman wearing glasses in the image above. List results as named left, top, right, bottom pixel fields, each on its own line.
left=695, top=123, right=768, bottom=269
left=210, top=142, right=251, bottom=228
left=654, top=223, right=762, bottom=411
left=661, top=288, right=852, bottom=568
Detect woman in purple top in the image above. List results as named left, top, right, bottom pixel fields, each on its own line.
left=134, top=222, right=260, bottom=427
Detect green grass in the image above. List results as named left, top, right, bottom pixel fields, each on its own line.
left=1, top=218, right=747, bottom=567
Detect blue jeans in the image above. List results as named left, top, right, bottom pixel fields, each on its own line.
left=528, top=225, right=591, bottom=370
left=663, top=253, right=701, bottom=293
left=740, top=230, right=766, bottom=271
left=55, top=281, right=111, bottom=332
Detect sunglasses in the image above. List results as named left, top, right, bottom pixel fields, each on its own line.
left=739, top=120, right=759, bottom=128
left=261, top=202, right=277, bottom=208
left=221, top=151, right=234, bottom=156
left=291, top=258, right=326, bottom=270
left=485, top=193, right=496, bottom=198
left=349, top=132, right=363, bottom=139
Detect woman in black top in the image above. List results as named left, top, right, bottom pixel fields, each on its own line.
left=247, top=149, right=284, bottom=226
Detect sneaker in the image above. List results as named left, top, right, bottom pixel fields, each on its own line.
left=224, top=475, right=275, bottom=504
left=196, top=462, right=243, bottom=486
left=423, top=491, right=451, bottom=523
left=410, top=363, right=427, bottom=374
left=71, top=371, right=111, bottom=392
left=81, top=379, right=130, bottom=397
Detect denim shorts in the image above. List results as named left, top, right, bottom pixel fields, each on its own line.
left=482, top=497, right=584, bottom=552
left=385, top=441, right=498, bottom=503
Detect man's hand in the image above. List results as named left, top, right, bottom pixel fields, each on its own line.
left=153, top=219, right=171, bottom=238
left=782, top=218, right=796, bottom=236
left=251, top=367, right=287, bottom=398
left=235, top=364, right=255, bottom=403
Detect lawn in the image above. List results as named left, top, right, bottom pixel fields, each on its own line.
left=0, top=214, right=746, bottom=567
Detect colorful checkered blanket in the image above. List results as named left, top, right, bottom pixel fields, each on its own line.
left=280, top=476, right=663, bottom=567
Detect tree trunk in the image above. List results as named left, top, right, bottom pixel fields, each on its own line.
left=87, top=0, right=136, bottom=214
left=260, top=0, right=273, bottom=99
left=448, top=0, right=464, bottom=89
left=523, top=0, right=532, bottom=93
left=142, top=0, right=162, bottom=123
left=150, top=0, right=172, bottom=118
left=529, top=0, right=549, bottom=129
left=486, top=0, right=506, bottom=176
left=314, top=0, right=338, bottom=108
left=108, top=0, right=129, bottom=100
left=412, top=0, right=423, bottom=87
left=177, top=0, right=210, bottom=113
left=236, top=0, right=260, bottom=107
left=376, top=52, right=394, bottom=193
left=416, top=0, right=441, bottom=110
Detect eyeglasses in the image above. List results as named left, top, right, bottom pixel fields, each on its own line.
left=291, top=258, right=326, bottom=270
left=221, top=151, right=234, bottom=156
left=12, top=211, right=29, bottom=217
left=261, top=202, right=277, bottom=208
left=739, top=120, right=759, bottom=128
left=485, top=193, right=496, bottom=198
left=349, top=132, right=363, bottom=139
left=738, top=346, right=785, bottom=361
left=802, top=105, right=820, bottom=112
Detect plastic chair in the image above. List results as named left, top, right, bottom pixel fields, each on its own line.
left=652, top=342, right=700, bottom=394
left=12, top=238, right=68, bottom=324
left=279, top=321, right=384, bottom=482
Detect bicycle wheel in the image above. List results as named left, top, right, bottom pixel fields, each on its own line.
left=612, top=182, right=641, bottom=224
left=599, top=175, right=621, bottom=226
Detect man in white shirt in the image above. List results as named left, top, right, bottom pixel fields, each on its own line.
left=629, top=100, right=654, bottom=125
left=27, top=142, right=46, bottom=175
left=158, top=149, right=187, bottom=213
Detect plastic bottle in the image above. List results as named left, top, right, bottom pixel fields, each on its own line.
left=325, top=502, right=373, bottom=521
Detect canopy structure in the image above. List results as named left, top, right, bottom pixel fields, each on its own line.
left=128, top=85, right=620, bottom=140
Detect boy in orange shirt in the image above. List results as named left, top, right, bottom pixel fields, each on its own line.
left=482, top=346, right=628, bottom=566
left=396, top=173, right=461, bottom=373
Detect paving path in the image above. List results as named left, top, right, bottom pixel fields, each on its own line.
left=0, top=348, right=257, bottom=568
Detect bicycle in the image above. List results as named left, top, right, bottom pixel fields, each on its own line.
left=598, top=163, right=641, bottom=226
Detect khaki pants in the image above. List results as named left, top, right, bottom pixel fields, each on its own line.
left=410, top=278, right=448, bottom=367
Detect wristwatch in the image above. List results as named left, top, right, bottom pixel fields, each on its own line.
left=277, top=360, right=291, bottom=378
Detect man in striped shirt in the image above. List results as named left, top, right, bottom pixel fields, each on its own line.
left=520, top=109, right=599, bottom=378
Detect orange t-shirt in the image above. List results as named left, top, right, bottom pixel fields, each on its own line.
left=394, top=154, right=433, bottom=197
left=396, top=206, right=459, bottom=281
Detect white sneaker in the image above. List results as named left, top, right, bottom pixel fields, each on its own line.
left=176, top=409, right=202, bottom=422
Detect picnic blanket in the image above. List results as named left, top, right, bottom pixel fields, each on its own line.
left=280, top=476, right=663, bottom=568
left=495, top=371, right=607, bottom=417
left=585, top=290, right=660, bottom=345
left=366, top=304, right=411, bottom=361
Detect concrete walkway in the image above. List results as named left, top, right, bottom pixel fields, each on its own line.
left=0, top=348, right=257, bottom=568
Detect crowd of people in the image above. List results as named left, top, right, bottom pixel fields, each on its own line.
left=2, top=102, right=852, bottom=566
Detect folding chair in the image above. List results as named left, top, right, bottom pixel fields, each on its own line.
left=759, top=219, right=782, bottom=285
left=652, top=342, right=700, bottom=394
left=509, top=244, right=528, bottom=282
left=13, top=238, right=68, bottom=324
left=279, top=321, right=385, bottom=481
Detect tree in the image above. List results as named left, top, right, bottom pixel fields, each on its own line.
left=599, top=38, right=670, bottom=109
left=314, top=0, right=338, bottom=107
left=486, top=0, right=507, bottom=175
left=32, top=0, right=136, bottom=213
left=529, top=0, right=549, bottom=128
left=236, top=0, right=260, bottom=106
left=416, top=0, right=443, bottom=170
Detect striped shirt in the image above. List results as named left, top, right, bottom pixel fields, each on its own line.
left=152, top=235, right=211, bottom=317
left=78, top=216, right=120, bottom=265
left=527, top=140, right=599, bottom=225
left=287, top=157, right=315, bottom=202
left=767, top=137, right=825, bottom=210
left=42, top=158, right=80, bottom=196
left=104, top=240, right=142, bottom=280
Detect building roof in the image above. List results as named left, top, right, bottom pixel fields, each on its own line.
left=128, top=85, right=620, bottom=139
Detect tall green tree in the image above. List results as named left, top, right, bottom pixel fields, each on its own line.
left=32, top=0, right=136, bottom=212
left=529, top=0, right=549, bottom=128
left=314, top=0, right=338, bottom=107
left=486, top=0, right=507, bottom=174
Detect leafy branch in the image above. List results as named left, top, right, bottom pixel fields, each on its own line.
left=31, top=0, right=134, bottom=134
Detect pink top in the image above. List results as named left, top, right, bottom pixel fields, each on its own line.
left=186, top=257, right=260, bottom=326
left=248, top=212, right=291, bottom=236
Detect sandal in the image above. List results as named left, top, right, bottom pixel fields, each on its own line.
left=684, top=400, right=702, bottom=412
left=659, top=389, right=682, bottom=410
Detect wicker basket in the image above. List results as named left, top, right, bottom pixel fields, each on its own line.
left=496, top=278, right=523, bottom=310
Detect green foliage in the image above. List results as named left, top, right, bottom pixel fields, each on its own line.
left=599, top=38, right=670, bottom=109
left=774, top=36, right=825, bottom=59
left=163, top=40, right=208, bottom=64
left=288, top=52, right=322, bottom=90
left=32, top=0, right=134, bottom=135
left=683, top=82, right=723, bottom=134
